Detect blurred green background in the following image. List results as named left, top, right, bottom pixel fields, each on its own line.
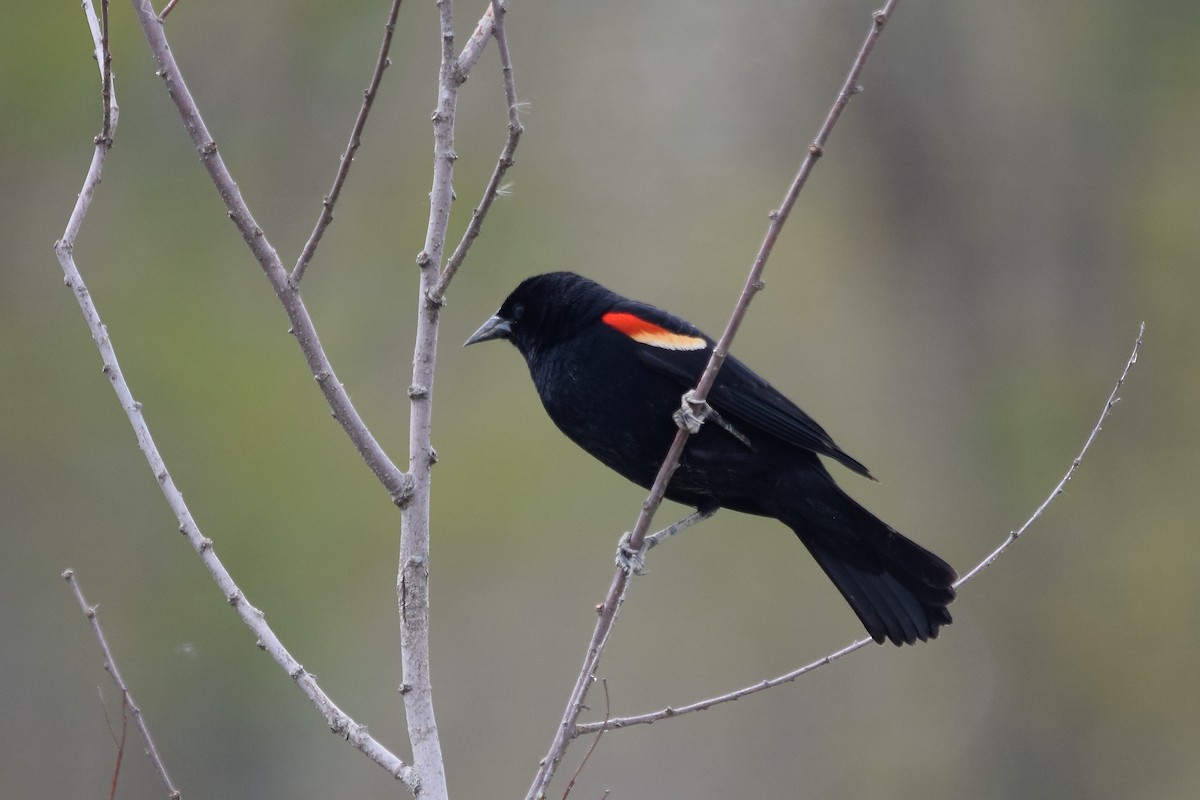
left=2, top=1, right=1196, bottom=798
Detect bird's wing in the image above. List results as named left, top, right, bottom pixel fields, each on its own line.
left=705, top=354, right=874, bottom=479
left=603, top=300, right=874, bottom=479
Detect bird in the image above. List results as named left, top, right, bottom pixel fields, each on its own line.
left=464, top=271, right=956, bottom=645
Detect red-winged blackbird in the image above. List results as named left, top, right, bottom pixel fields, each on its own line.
left=466, top=271, right=956, bottom=645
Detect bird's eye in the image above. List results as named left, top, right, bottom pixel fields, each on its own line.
left=510, top=302, right=525, bottom=320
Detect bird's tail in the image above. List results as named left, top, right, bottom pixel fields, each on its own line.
left=780, top=479, right=957, bottom=646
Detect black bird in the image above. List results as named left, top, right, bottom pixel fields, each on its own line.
left=465, top=271, right=956, bottom=645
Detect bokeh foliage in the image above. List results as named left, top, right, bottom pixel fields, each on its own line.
left=2, top=1, right=1197, bottom=798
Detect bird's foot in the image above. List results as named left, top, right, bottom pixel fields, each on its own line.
left=673, top=390, right=710, bottom=434
left=616, top=532, right=650, bottom=576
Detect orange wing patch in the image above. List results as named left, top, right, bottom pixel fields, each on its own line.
left=602, top=312, right=707, bottom=351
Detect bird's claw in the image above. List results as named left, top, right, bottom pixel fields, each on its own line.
left=673, top=389, right=710, bottom=434
left=616, top=532, right=649, bottom=575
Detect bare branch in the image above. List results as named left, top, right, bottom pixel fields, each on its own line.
left=458, top=0, right=500, bottom=75
left=526, top=4, right=902, bottom=796
left=99, top=0, right=114, bottom=144
left=397, top=1, right=502, bottom=796
left=106, top=690, right=128, bottom=800
left=431, top=0, right=523, bottom=302
left=955, top=322, right=1144, bottom=585
left=396, top=3, right=507, bottom=797
left=65, top=570, right=181, bottom=800
left=561, top=679, right=609, bottom=800
left=54, top=249, right=420, bottom=787
left=58, top=5, right=418, bottom=790
left=577, top=323, right=1145, bottom=735
left=127, top=0, right=411, bottom=507
left=55, top=200, right=420, bottom=791
left=292, top=0, right=405, bottom=285
left=57, top=0, right=117, bottom=256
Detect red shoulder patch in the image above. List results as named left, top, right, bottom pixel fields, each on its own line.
left=601, top=312, right=707, bottom=351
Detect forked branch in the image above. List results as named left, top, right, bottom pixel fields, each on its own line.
left=58, top=2, right=419, bottom=790
left=65, top=571, right=180, bottom=800
left=577, top=323, right=1144, bottom=735
left=431, top=0, right=523, bottom=302
left=128, top=0, right=410, bottom=506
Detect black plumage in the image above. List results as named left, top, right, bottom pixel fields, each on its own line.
left=466, top=271, right=956, bottom=645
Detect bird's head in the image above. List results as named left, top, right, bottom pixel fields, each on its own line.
left=464, top=271, right=616, bottom=358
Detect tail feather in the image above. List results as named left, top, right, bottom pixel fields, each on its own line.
left=807, top=542, right=952, bottom=645
left=783, top=486, right=957, bottom=646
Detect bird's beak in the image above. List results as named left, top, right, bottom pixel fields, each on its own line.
left=464, top=313, right=512, bottom=346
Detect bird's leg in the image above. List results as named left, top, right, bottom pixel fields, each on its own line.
left=616, top=508, right=718, bottom=575
left=673, top=390, right=752, bottom=447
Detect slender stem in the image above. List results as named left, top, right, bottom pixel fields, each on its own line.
left=527, top=4, right=902, bottom=797
left=954, top=322, right=1144, bottom=586
left=292, top=0, right=405, bottom=285
left=65, top=571, right=181, bottom=800
left=100, top=0, right=113, bottom=143
left=577, top=323, right=1145, bottom=735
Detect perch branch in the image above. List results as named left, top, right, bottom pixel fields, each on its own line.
left=526, top=4, right=903, bottom=797
left=577, top=323, right=1144, bottom=735
left=65, top=571, right=180, bottom=800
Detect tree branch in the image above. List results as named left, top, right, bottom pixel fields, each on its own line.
left=57, top=4, right=419, bottom=790
left=56, top=230, right=418, bottom=789
left=431, top=0, right=523, bottom=302
left=577, top=323, right=1145, bottom=735
left=397, top=3, right=508, bottom=798
left=127, top=0, right=411, bottom=507
left=292, top=0, right=405, bottom=285
left=65, top=571, right=181, bottom=800
left=526, top=4, right=903, bottom=797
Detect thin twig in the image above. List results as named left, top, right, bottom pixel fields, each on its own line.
left=525, top=5, right=902, bottom=797
left=292, top=0, right=405, bottom=285
left=60, top=0, right=117, bottom=255
left=159, top=0, right=180, bottom=20
left=430, top=0, right=523, bottom=302
left=127, top=0, right=411, bottom=507
left=106, top=691, right=128, bottom=800
left=65, top=571, right=181, bottom=800
left=577, top=323, right=1145, bottom=735
left=562, top=679, right=609, bottom=800
left=60, top=5, right=419, bottom=790
left=954, top=322, right=1144, bottom=586
left=100, top=0, right=113, bottom=143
